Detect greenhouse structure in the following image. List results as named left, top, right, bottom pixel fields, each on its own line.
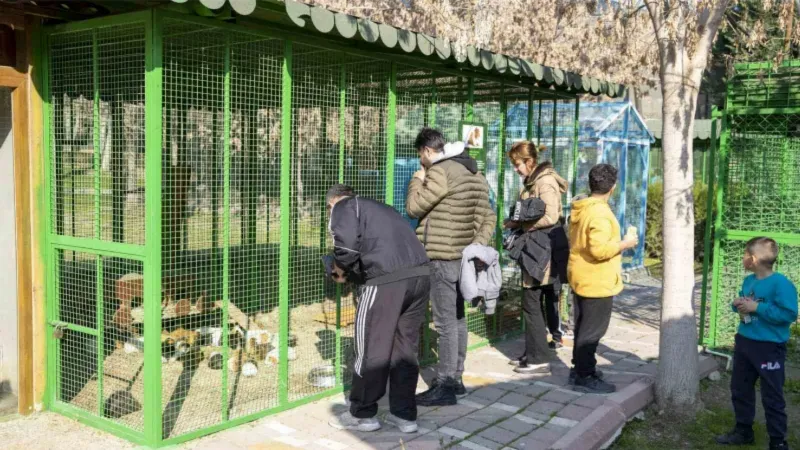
left=0, top=0, right=627, bottom=446
left=504, top=101, right=654, bottom=270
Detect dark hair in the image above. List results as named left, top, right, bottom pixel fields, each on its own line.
left=326, top=184, right=355, bottom=204
left=588, top=164, right=618, bottom=194
left=414, top=127, right=446, bottom=153
left=745, top=237, right=778, bottom=268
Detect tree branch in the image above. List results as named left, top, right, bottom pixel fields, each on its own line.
left=645, top=0, right=667, bottom=42
left=691, top=0, right=731, bottom=70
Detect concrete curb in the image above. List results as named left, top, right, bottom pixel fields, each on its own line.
left=548, top=354, right=718, bottom=450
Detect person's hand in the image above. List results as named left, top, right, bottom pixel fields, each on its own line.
left=733, top=297, right=745, bottom=307
left=413, top=166, right=426, bottom=181
left=331, top=263, right=347, bottom=284
left=620, top=235, right=639, bottom=250
left=736, top=298, right=758, bottom=314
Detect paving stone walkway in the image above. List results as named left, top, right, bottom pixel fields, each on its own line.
left=183, top=275, right=680, bottom=450
left=0, top=275, right=715, bottom=450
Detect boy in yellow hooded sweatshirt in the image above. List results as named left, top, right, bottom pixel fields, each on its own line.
left=567, top=164, right=638, bottom=394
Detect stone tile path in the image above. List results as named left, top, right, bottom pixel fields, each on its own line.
left=178, top=275, right=713, bottom=450
left=0, top=276, right=716, bottom=450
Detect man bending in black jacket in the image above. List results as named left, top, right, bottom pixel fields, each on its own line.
left=325, top=184, right=431, bottom=434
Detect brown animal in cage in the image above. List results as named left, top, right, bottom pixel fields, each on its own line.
left=162, top=163, right=192, bottom=267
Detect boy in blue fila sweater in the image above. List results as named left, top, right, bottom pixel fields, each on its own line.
left=716, top=237, right=798, bottom=450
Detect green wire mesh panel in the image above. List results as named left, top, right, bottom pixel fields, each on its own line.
left=433, top=76, right=467, bottom=142
left=497, top=95, right=529, bottom=336
left=470, top=87, right=502, bottom=345
left=50, top=30, right=95, bottom=240
left=709, top=62, right=800, bottom=350
left=55, top=250, right=99, bottom=413
left=710, top=239, right=747, bottom=348
left=288, top=44, right=345, bottom=401
left=724, top=114, right=800, bottom=234
left=337, top=57, right=392, bottom=386
left=226, top=32, right=284, bottom=418
left=48, top=19, right=148, bottom=436
left=161, top=18, right=227, bottom=438
left=97, top=24, right=147, bottom=245
left=395, top=66, right=435, bottom=362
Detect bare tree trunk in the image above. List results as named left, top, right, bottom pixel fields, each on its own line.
left=656, top=67, right=699, bottom=409
left=648, top=0, right=730, bottom=411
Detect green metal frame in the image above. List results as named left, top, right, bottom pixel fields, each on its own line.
left=704, top=60, right=800, bottom=350
left=39, top=7, right=584, bottom=447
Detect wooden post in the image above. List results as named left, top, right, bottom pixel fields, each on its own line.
left=1, top=60, right=33, bottom=414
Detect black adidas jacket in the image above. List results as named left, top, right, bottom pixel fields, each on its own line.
left=329, top=196, right=430, bottom=285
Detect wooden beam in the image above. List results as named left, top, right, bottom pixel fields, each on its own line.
left=0, top=66, right=25, bottom=86
left=12, top=72, right=33, bottom=416
left=0, top=32, right=34, bottom=415
left=24, top=17, right=46, bottom=412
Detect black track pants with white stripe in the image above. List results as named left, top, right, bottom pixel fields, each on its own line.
left=349, top=275, right=431, bottom=421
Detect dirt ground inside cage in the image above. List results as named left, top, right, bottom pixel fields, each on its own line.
left=64, top=295, right=514, bottom=439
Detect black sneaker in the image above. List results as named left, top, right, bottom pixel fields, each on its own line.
left=714, top=429, right=755, bottom=446
left=573, top=374, right=616, bottom=394
left=454, top=378, right=467, bottom=397
left=426, top=377, right=468, bottom=397
left=769, top=441, right=789, bottom=450
left=508, top=355, right=527, bottom=367
left=568, top=368, right=604, bottom=384
left=548, top=339, right=563, bottom=350
left=415, top=378, right=457, bottom=407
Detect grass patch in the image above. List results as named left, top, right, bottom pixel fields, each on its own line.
left=611, top=375, right=800, bottom=449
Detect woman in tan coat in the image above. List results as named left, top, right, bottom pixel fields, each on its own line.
left=504, top=141, right=569, bottom=374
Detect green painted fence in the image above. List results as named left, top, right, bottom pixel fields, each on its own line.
left=41, top=9, right=582, bottom=447
left=701, top=61, right=800, bottom=355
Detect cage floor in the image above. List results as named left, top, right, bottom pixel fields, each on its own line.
left=68, top=301, right=357, bottom=438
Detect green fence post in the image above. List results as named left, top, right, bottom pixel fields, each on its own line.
left=495, top=85, right=506, bottom=337
left=526, top=90, right=534, bottom=141
left=144, top=10, right=164, bottom=446
left=428, top=73, right=436, bottom=127
left=335, top=64, right=345, bottom=386
left=221, top=32, right=231, bottom=422
left=386, top=62, right=397, bottom=206
left=551, top=100, right=558, bottom=168
left=466, top=77, right=474, bottom=121
left=571, top=99, right=580, bottom=199
left=699, top=108, right=719, bottom=346
left=278, top=39, right=293, bottom=406
left=709, top=109, right=730, bottom=349
left=495, top=85, right=506, bottom=253
left=40, top=26, right=57, bottom=411
left=536, top=100, right=543, bottom=145
left=91, top=28, right=105, bottom=417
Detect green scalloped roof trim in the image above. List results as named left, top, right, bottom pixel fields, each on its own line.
left=418, top=34, right=434, bottom=56
left=379, top=23, right=397, bottom=48
left=358, top=18, right=379, bottom=43
left=398, top=29, right=416, bottom=52
left=310, top=6, right=334, bottom=33
left=280, top=0, right=623, bottom=97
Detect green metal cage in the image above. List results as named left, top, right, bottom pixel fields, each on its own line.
left=41, top=9, right=583, bottom=447
left=701, top=61, right=800, bottom=356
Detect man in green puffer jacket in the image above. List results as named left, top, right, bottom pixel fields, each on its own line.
left=406, top=127, right=496, bottom=406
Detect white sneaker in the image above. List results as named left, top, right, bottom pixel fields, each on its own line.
left=513, top=362, right=551, bottom=374
left=328, top=411, right=381, bottom=432
left=384, top=412, right=418, bottom=433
